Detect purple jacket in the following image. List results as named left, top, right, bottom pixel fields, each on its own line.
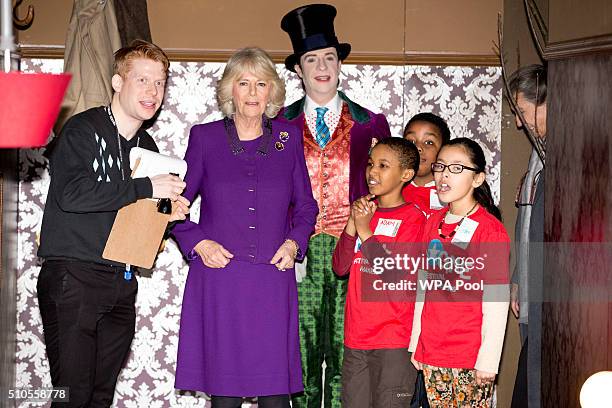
left=172, top=118, right=318, bottom=263
left=277, top=91, right=392, bottom=203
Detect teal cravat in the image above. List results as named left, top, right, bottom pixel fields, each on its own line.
left=314, top=107, right=331, bottom=148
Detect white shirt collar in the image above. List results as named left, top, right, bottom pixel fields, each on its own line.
left=411, top=180, right=436, bottom=187
left=304, top=93, right=342, bottom=116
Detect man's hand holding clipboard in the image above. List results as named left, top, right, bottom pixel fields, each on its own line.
left=102, top=149, right=190, bottom=268
left=131, top=147, right=190, bottom=222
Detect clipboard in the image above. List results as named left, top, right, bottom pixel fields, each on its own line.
left=102, top=199, right=169, bottom=269
left=102, top=149, right=185, bottom=269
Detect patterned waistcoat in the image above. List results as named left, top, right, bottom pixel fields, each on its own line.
left=303, top=104, right=353, bottom=237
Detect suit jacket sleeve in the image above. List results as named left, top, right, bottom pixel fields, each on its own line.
left=372, top=113, right=392, bottom=140
left=171, top=126, right=208, bottom=258
left=285, top=130, right=318, bottom=260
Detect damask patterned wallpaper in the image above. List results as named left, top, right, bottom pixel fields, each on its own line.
left=17, top=58, right=501, bottom=407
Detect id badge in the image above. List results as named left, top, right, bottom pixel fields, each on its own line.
left=373, top=218, right=402, bottom=237
left=429, top=189, right=445, bottom=210
left=354, top=237, right=362, bottom=253
left=124, top=263, right=132, bottom=281
left=451, top=217, right=479, bottom=249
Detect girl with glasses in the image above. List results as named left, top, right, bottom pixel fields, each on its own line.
left=408, top=138, right=510, bottom=407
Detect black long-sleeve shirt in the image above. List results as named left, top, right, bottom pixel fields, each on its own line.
left=38, top=106, right=156, bottom=265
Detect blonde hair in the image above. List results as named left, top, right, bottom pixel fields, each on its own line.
left=113, top=39, right=170, bottom=77
left=217, top=47, right=285, bottom=118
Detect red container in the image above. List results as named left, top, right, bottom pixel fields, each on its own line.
left=0, top=71, right=71, bottom=148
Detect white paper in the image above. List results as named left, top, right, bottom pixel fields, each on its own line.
left=295, top=257, right=307, bottom=283
left=129, top=147, right=187, bottom=179
left=451, top=217, right=479, bottom=249
left=429, top=189, right=445, bottom=210
left=373, top=218, right=402, bottom=237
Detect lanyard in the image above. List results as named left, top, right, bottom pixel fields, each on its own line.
left=105, top=105, right=139, bottom=181
left=105, top=106, right=138, bottom=280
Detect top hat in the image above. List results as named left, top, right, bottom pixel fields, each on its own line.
left=281, top=4, right=351, bottom=72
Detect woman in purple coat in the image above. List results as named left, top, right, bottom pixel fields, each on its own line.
left=172, top=47, right=318, bottom=408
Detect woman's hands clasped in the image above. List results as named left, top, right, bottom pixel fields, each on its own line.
left=270, top=239, right=299, bottom=271
left=194, top=239, right=234, bottom=268
left=194, top=239, right=299, bottom=271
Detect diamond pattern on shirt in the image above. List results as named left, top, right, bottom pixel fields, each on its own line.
left=92, top=132, right=116, bottom=183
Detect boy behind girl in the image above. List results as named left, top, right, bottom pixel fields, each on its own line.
left=332, top=138, right=425, bottom=407
left=402, top=112, right=451, bottom=216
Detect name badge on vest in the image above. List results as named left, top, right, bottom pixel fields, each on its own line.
left=451, top=218, right=479, bottom=249
left=373, top=218, right=402, bottom=237
left=430, top=189, right=445, bottom=210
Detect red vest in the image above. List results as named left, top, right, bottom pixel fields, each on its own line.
left=303, top=104, right=353, bottom=237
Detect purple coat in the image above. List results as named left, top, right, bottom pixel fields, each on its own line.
left=277, top=91, right=392, bottom=203
left=172, top=118, right=317, bottom=262
left=171, top=118, right=318, bottom=396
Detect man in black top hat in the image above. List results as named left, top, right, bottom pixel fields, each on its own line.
left=278, top=5, right=391, bottom=408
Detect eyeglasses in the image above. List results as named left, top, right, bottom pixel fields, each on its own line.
left=515, top=169, right=542, bottom=207
left=431, top=162, right=479, bottom=174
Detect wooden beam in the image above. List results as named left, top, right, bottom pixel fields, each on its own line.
left=18, top=45, right=501, bottom=66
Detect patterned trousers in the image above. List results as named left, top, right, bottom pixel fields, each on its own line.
left=422, top=364, right=493, bottom=407
left=292, top=233, right=346, bottom=408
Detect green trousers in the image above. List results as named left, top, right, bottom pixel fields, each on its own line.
left=292, top=233, right=346, bottom=408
